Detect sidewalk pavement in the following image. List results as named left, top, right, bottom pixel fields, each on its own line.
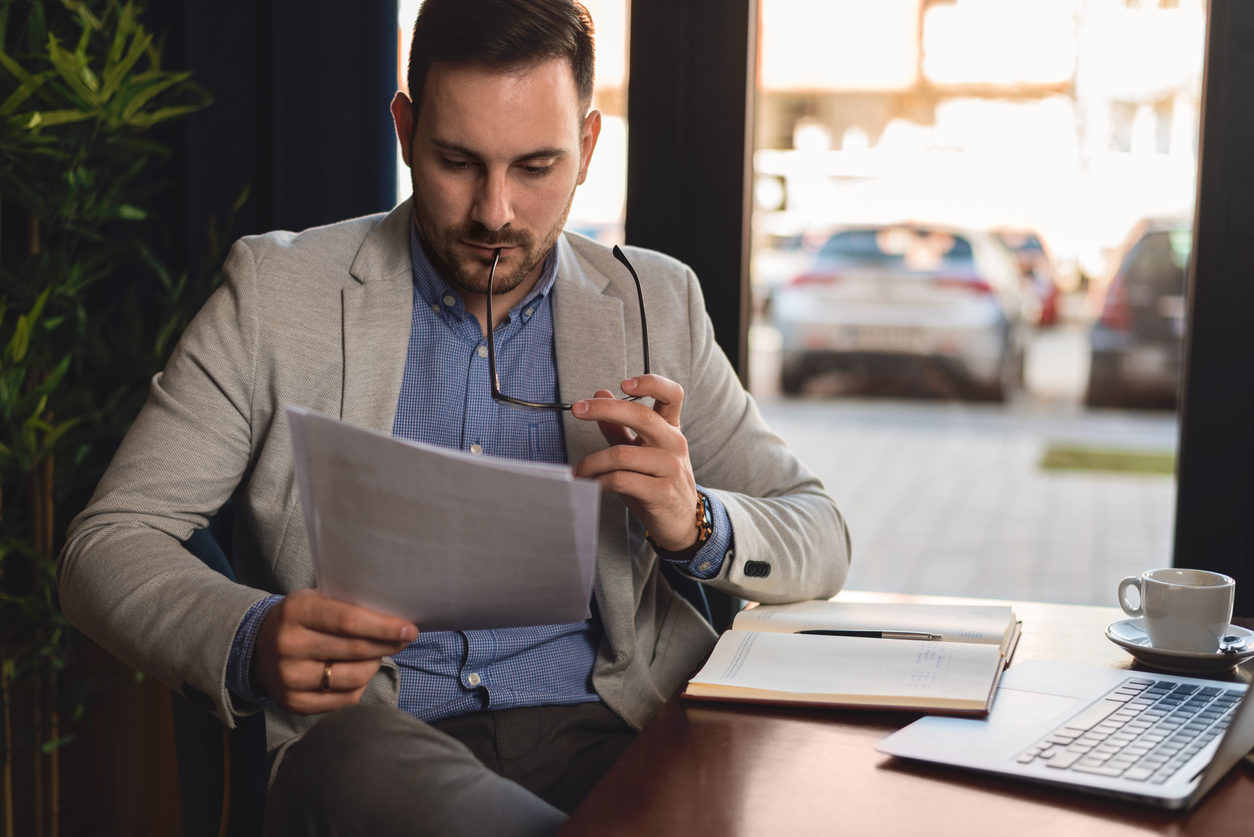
left=756, top=398, right=1178, bottom=608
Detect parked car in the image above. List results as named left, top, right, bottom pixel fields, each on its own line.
left=1085, top=219, right=1190, bottom=409
left=993, top=228, right=1062, bottom=327
left=770, top=224, right=1027, bottom=401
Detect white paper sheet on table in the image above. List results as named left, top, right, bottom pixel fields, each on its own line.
left=286, top=406, right=600, bottom=631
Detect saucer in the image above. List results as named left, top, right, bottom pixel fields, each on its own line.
left=1105, top=618, right=1254, bottom=674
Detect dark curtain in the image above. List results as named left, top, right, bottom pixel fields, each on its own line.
left=149, top=0, right=399, bottom=257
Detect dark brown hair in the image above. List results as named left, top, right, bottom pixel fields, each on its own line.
left=406, top=0, right=596, bottom=119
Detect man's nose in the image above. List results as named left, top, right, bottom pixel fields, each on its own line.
left=471, top=170, right=514, bottom=232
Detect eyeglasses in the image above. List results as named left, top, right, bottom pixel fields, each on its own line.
left=486, top=245, right=650, bottom=411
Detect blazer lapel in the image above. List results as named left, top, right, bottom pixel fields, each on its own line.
left=553, top=235, right=638, bottom=657
left=341, top=201, right=416, bottom=433
left=554, top=237, right=629, bottom=464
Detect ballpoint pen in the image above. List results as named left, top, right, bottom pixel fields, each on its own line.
left=796, top=630, right=943, bottom=640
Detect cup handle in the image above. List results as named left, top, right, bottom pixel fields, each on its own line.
left=1118, top=576, right=1143, bottom=618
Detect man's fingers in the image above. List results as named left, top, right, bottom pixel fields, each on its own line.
left=575, top=444, right=673, bottom=482
left=572, top=396, right=677, bottom=448
left=589, top=389, right=639, bottom=447
left=621, top=374, right=684, bottom=425
left=278, top=657, right=382, bottom=694
left=293, top=591, right=417, bottom=643
left=276, top=629, right=412, bottom=663
left=283, top=685, right=371, bottom=716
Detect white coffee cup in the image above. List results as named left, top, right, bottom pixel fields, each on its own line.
left=1117, top=568, right=1235, bottom=653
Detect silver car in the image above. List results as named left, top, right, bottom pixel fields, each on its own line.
left=771, top=224, right=1027, bottom=400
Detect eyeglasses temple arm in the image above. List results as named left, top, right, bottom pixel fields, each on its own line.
left=486, top=249, right=501, bottom=395
left=612, top=245, right=650, bottom=375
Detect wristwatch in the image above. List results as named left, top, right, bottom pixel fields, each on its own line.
left=647, top=491, right=713, bottom=560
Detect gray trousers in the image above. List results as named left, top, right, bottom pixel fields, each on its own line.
left=263, top=701, right=635, bottom=837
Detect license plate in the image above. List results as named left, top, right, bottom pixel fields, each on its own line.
left=1120, top=346, right=1170, bottom=377
left=839, top=325, right=921, bottom=352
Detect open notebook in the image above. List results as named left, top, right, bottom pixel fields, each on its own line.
left=684, top=601, right=1021, bottom=715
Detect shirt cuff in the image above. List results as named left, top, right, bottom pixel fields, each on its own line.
left=226, top=594, right=284, bottom=707
left=656, top=486, right=734, bottom=580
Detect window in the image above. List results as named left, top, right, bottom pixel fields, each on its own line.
left=752, top=0, right=1205, bottom=605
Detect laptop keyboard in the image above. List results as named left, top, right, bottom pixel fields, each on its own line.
left=1016, top=678, right=1242, bottom=784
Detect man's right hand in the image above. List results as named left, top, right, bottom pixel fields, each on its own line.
left=253, top=589, right=418, bottom=715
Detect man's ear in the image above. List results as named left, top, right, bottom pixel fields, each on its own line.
left=576, top=109, right=602, bottom=186
left=391, top=92, right=415, bottom=168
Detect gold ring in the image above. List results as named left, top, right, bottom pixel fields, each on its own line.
left=321, top=661, right=333, bottom=692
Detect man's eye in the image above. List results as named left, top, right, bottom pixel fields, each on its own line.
left=522, top=164, right=554, bottom=177
left=441, top=158, right=473, bottom=171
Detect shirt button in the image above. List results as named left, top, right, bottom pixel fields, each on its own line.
left=429, top=303, right=440, bottom=314
left=443, top=294, right=457, bottom=307
left=477, top=345, right=488, bottom=358
left=466, top=672, right=481, bottom=687
left=524, top=307, right=534, bottom=317
left=470, top=444, right=483, bottom=455
left=698, top=561, right=711, bottom=572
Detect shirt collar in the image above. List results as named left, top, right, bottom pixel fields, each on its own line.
left=408, top=223, right=560, bottom=318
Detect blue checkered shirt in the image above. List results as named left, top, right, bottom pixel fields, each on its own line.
left=225, top=227, right=733, bottom=719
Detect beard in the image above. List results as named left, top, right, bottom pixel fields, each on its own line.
left=411, top=182, right=576, bottom=297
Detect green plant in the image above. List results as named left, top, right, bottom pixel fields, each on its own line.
left=0, top=2, right=230, bottom=834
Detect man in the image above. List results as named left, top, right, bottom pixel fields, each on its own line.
left=58, top=1, right=850, bottom=834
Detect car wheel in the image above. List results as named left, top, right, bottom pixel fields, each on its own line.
left=1085, top=352, right=1124, bottom=408
left=965, top=377, right=1006, bottom=403
left=780, top=362, right=806, bottom=395
left=780, top=352, right=810, bottom=395
left=965, top=342, right=1019, bottom=403
left=1084, top=380, right=1124, bottom=408
left=1011, top=341, right=1026, bottom=387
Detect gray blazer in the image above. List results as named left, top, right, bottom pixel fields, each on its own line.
left=59, top=200, right=850, bottom=764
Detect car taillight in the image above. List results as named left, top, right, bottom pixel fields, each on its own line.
left=789, top=272, right=840, bottom=287
left=933, top=277, right=993, bottom=294
left=1101, top=276, right=1132, bottom=332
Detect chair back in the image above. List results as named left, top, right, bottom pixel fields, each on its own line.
left=657, top=561, right=740, bottom=633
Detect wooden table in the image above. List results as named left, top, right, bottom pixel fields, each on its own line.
left=560, top=593, right=1254, bottom=837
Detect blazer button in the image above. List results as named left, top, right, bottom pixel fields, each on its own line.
left=744, top=561, right=771, bottom=578
left=181, top=683, right=216, bottom=714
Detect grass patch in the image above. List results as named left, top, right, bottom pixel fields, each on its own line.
left=1040, top=445, right=1175, bottom=476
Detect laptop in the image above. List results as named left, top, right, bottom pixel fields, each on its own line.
left=876, top=659, right=1253, bottom=809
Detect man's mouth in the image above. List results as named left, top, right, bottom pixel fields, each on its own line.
left=463, top=241, right=517, bottom=258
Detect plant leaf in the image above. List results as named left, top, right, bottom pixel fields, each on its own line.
left=59, top=0, right=102, bottom=31
left=105, top=2, right=135, bottom=69
left=0, top=48, right=41, bottom=87
left=119, top=72, right=187, bottom=122
left=0, top=72, right=49, bottom=117
left=99, top=26, right=151, bottom=103
left=46, top=34, right=100, bottom=106
left=14, top=108, right=92, bottom=129
left=125, top=104, right=200, bottom=128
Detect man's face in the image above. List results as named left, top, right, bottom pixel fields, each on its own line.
left=393, top=59, right=600, bottom=296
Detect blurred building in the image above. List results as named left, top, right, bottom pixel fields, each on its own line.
left=754, top=0, right=1205, bottom=293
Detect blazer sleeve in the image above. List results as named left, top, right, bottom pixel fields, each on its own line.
left=58, top=240, right=273, bottom=726
left=677, top=267, right=852, bottom=604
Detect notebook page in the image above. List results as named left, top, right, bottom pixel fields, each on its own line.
left=690, top=631, right=1002, bottom=701
left=733, top=601, right=1015, bottom=645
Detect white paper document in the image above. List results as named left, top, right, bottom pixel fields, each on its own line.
left=286, top=406, right=600, bottom=631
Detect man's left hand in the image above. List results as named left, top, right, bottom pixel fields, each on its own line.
left=572, top=375, right=700, bottom=553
